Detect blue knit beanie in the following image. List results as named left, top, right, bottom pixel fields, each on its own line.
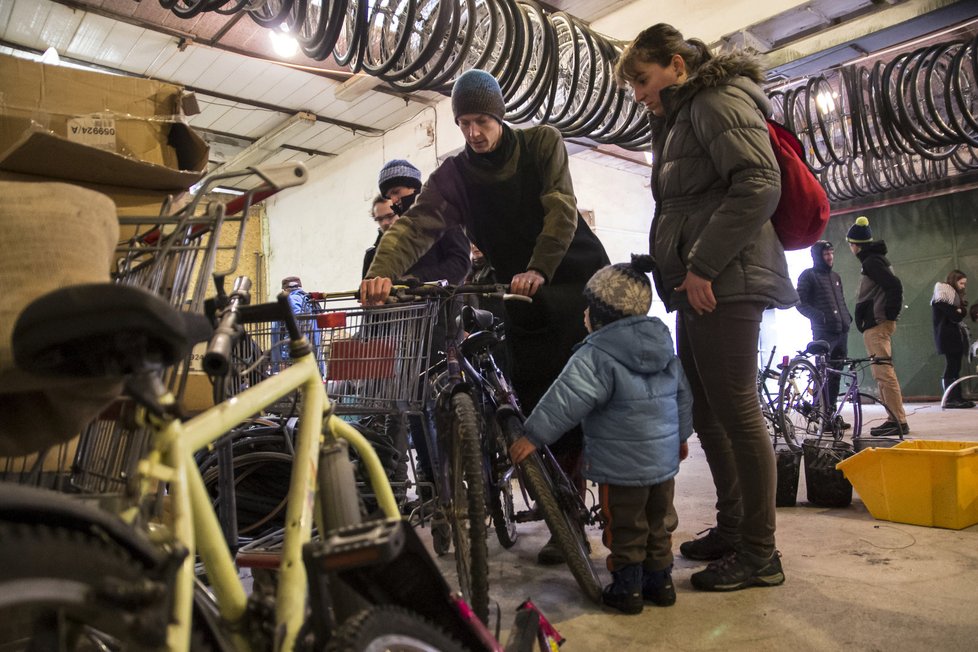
left=451, top=69, right=505, bottom=123
left=846, top=216, right=873, bottom=244
left=378, top=159, right=422, bottom=197
left=583, top=254, right=655, bottom=329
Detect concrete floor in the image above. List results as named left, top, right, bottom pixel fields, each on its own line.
left=418, top=402, right=978, bottom=651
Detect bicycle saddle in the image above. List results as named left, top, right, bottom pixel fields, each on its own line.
left=806, top=340, right=831, bottom=355
left=460, top=304, right=496, bottom=332
left=13, top=283, right=212, bottom=378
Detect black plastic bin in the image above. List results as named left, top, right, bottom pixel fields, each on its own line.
left=802, top=440, right=854, bottom=507
left=774, top=444, right=802, bottom=507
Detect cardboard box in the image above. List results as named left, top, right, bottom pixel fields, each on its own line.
left=0, top=54, right=208, bottom=191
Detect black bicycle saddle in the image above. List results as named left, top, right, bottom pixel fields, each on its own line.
left=13, top=283, right=213, bottom=378
left=806, top=340, right=831, bottom=356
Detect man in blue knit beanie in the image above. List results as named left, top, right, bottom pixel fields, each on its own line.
left=361, top=69, right=610, bottom=564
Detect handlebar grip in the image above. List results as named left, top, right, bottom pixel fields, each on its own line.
left=202, top=276, right=251, bottom=376
left=202, top=326, right=234, bottom=376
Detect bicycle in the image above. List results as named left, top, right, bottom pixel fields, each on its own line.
left=775, top=339, right=902, bottom=452
left=388, top=283, right=604, bottom=620
left=1, top=273, right=572, bottom=651
left=0, top=181, right=562, bottom=650
left=757, top=346, right=790, bottom=443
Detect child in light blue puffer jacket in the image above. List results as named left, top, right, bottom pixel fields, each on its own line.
left=510, top=254, right=692, bottom=615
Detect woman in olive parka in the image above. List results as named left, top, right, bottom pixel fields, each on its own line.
left=616, top=23, right=797, bottom=592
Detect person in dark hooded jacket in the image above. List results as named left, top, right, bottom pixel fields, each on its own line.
left=615, top=23, right=796, bottom=593
left=796, top=241, right=852, bottom=414
left=510, top=255, right=692, bottom=615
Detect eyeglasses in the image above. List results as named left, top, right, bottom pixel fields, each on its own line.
left=373, top=212, right=396, bottom=223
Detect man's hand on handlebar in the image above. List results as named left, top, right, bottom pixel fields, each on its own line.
left=510, top=270, right=545, bottom=297
left=360, top=277, right=392, bottom=306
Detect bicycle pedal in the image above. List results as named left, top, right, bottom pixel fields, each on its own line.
left=309, top=518, right=406, bottom=572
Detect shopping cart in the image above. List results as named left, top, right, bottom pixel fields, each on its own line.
left=1, top=164, right=308, bottom=495
left=241, top=297, right=439, bottom=415
left=213, top=294, right=440, bottom=539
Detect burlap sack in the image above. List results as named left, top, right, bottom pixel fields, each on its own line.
left=0, top=181, right=123, bottom=457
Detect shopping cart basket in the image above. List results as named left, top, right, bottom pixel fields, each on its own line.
left=240, top=298, right=439, bottom=416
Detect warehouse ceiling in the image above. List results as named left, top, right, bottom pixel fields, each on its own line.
left=0, top=0, right=976, bottom=178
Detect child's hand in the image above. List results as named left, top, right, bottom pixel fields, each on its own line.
left=679, top=441, right=689, bottom=462
left=509, top=436, right=537, bottom=464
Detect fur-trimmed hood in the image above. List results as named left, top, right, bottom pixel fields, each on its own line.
left=656, top=50, right=772, bottom=124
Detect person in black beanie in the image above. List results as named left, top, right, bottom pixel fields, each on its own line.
left=796, top=241, right=852, bottom=421
left=510, top=254, right=692, bottom=614
left=361, top=69, right=610, bottom=564
left=847, top=215, right=910, bottom=436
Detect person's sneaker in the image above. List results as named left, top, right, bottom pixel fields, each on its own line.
left=679, top=527, right=736, bottom=561
left=945, top=399, right=975, bottom=409
left=536, top=536, right=564, bottom=565
left=642, top=565, right=676, bottom=606
left=690, top=551, right=785, bottom=592
left=602, top=564, right=643, bottom=615
left=869, top=420, right=909, bottom=437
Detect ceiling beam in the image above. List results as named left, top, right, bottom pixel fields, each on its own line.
left=193, top=127, right=337, bottom=159
left=0, top=40, right=384, bottom=136
left=762, top=0, right=968, bottom=71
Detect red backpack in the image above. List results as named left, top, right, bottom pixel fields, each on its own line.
left=766, top=119, right=830, bottom=251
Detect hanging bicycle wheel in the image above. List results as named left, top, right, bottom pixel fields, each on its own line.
left=776, top=357, right=827, bottom=451
left=442, top=391, right=489, bottom=624
left=332, top=0, right=369, bottom=71
left=360, top=0, right=417, bottom=77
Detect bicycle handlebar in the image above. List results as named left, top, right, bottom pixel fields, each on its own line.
left=312, top=281, right=534, bottom=304
left=202, top=276, right=252, bottom=376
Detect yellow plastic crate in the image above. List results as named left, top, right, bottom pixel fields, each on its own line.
left=836, top=440, right=978, bottom=529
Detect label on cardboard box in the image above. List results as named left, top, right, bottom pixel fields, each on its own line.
left=66, top=115, right=117, bottom=152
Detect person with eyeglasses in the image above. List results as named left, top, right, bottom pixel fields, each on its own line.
left=362, top=162, right=470, bottom=512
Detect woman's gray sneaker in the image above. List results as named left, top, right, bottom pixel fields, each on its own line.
left=690, top=551, right=785, bottom=591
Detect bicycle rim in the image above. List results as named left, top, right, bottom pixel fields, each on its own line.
left=490, top=417, right=520, bottom=549
left=776, top=358, right=826, bottom=451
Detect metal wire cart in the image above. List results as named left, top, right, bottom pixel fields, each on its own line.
left=1, top=164, right=306, bottom=495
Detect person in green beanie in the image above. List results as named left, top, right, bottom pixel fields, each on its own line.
left=360, top=69, right=610, bottom=565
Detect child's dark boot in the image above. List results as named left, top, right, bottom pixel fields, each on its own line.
left=642, top=565, right=676, bottom=606
left=602, top=563, right=643, bottom=614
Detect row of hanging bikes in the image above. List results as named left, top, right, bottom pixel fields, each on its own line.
left=0, top=163, right=587, bottom=651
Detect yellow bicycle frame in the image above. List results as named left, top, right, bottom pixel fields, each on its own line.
left=135, top=343, right=399, bottom=651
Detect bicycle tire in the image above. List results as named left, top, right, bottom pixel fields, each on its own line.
left=776, top=357, right=827, bottom=452
left=0, top=521, right=217, bottom=650
left=500, top=416, right=601, bottom=603
left=324, top=605, right=466, bottom=652
left=445, top=391, right=490, bottom=624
